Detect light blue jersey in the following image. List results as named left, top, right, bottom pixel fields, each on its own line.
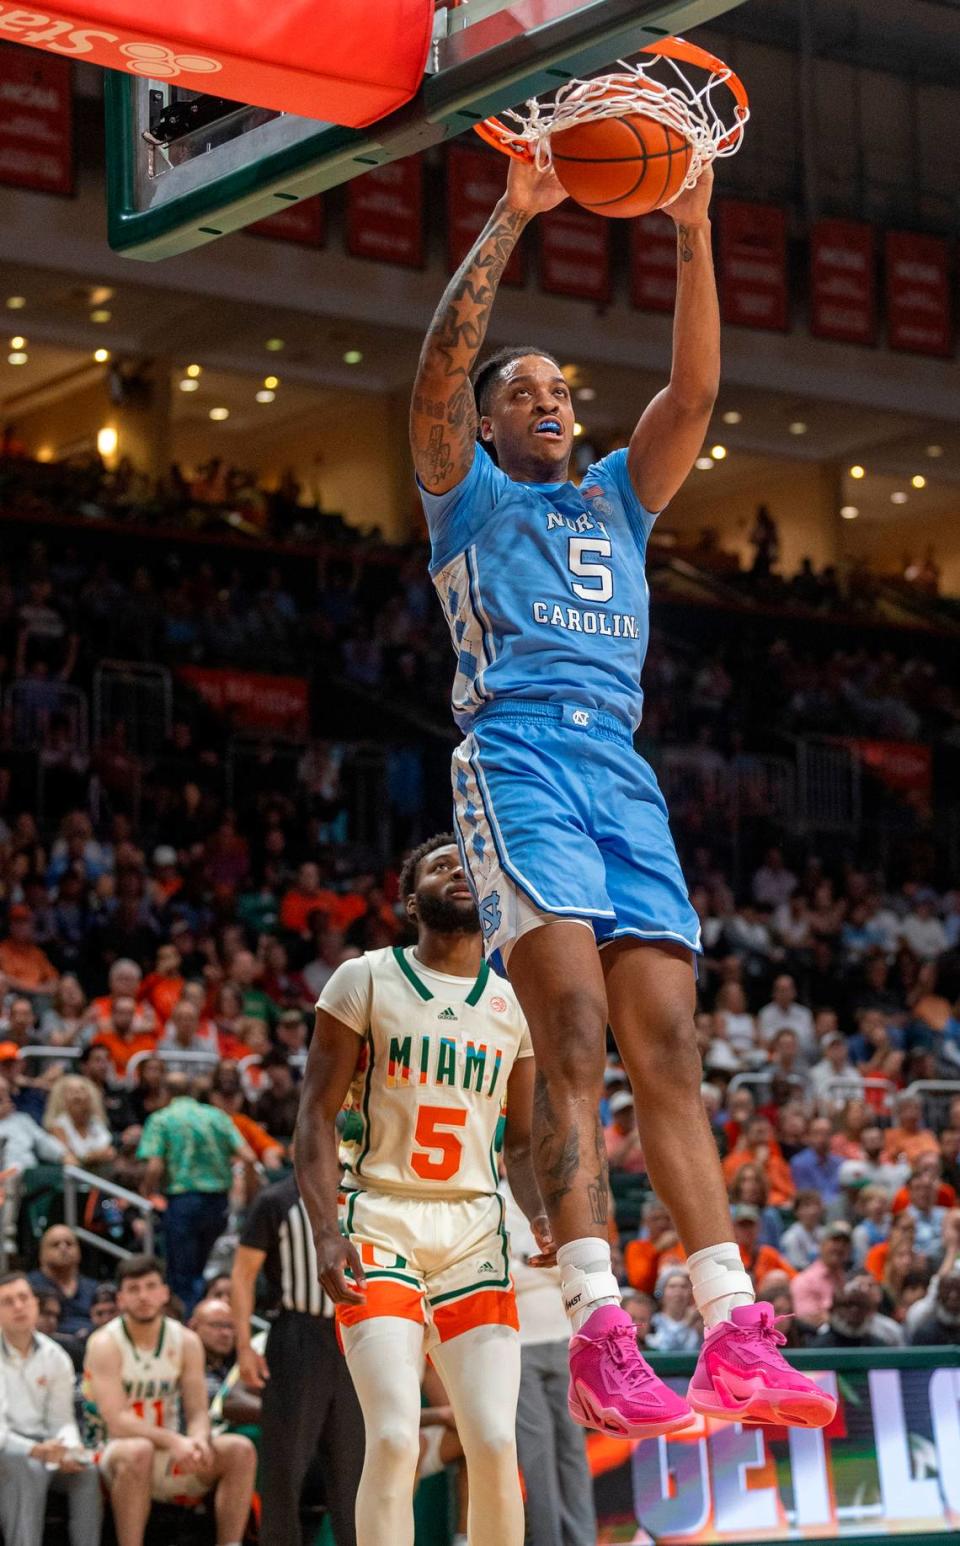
left=421, top=443, right=700, bottom=960
left=421, top=445, right=655, bottom=733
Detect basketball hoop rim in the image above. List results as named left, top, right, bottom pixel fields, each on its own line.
left=474, top=36, right=749, bottom=166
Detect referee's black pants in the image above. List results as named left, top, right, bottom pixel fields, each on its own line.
left=260, top=1310, right=364, bottom=1546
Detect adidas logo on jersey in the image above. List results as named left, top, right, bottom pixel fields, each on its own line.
left=477, top=1260, right=497, bottom=1274
left=437, top=1006, right=458, bottom=1021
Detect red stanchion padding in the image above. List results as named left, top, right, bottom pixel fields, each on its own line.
left=0, top=0, right=436, bottom=126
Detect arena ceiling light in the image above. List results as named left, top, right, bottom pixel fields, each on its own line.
left=710, top=444, right=727, bottom=460
left=343, top=349, right=363, bottom=365
left=5, top=296, right=26, bottom=309
left=255, top=389, right=276, bottom=403
left=264, top=375, right=279, bottom=389
left=890, top=491, right=908, bottom=505
left=265, top=338, right=285, bottom=352
left=840, top=505, right=858, bottom=520
left=576, top=386, right=596, bottom=402
left=9, top=335, right=25, bottom=349
left=97, top=426, right=118, bottom=457
left=695, top=457, right=714, bottom=471
left=849, top=464, right=865, bottom=479
left=93, top=348, right=110, bottom=363
left=209, top=406, right=230, bottom=421
left=789, top=421, right=807, bottom=435
left=90, top=286, right=114, bottom=306
left=721, top=410, right=741, bottom=425
left=7, top=351, right=27, bottom=365
left=186, top=363, right=202, bottom=378
left=925, top=444, right=944, bottom=458
left=90, top=309, right=111, bottom=323
left=573, top=421, right=584, bottom=436
left=179, top=378, right=199, bottom=392
left=912, top=475, right=927, bottom=489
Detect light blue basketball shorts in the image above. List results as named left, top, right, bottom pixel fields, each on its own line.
left=451, top=700, right=702, bottom=962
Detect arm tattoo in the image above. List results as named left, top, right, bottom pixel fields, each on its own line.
left=678, top=224, right=694, bottom=264
left=411, top=205, right=528, bottom=482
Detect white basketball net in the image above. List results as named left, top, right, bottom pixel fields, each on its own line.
left=494, top=51, right=748, bottom=200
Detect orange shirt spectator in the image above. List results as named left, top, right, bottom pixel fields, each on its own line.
left=92, top=1025, right=159, bottom=1078
left=139, top=944, right=185, bottom=1026
left=883, top=1128, right=938, bottom=1168
left=0, top=907, right=59, bottom=993
left=731, top=1206, right=796, bottom=1283
left=280, top=862, right=339, bottom=936
left=231, top=1110, right=283, bottom=1165
left=624, top=1236, right=686, bottom=1295
left=892, top=1180, right=956, bottom=1213
left=723, top=1116, right=796, bottom=1207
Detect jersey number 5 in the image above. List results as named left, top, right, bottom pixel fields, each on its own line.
left=410, top=1105, right=466, bottom=1181
left=568, top=536, right=613, bottom=603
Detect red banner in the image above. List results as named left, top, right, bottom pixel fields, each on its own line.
left=247, top=195, right=325, bottom=246
left=0, top=43, right=73, bottom=195
left=630, top=212, right=677, bottom=312
left=538, top=207, right=610, bottom=303
left=810, top=219, right=876, bottom=345
left=850, top=739, right=932, bottom=802
left=178, top=667, right=309, bottom=739
left=885, top=231, right=952, bottom=357
left=717, top=200, right=788, bottom=331
left=347, top=156, right=424, bottom=267
left=446, top=145, right=524, bottom=285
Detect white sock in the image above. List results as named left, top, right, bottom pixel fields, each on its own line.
left=557, top=1238, right=621, bottom=1333
left=687, top=1242, right=755, bottom=1328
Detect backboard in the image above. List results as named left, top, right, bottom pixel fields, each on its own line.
left=105, top=0, right=748, bottom=261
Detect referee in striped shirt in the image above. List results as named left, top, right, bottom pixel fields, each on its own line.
left=231, top=1173, right=363, bottom=1545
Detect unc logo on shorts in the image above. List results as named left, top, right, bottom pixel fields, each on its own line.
left=572, top=709, right=591, bottom=727
left=478, top=891, right=502, bottom=941
left=120, top=42, right=222, bottom=78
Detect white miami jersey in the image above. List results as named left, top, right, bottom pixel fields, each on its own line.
left=318, top=945, right=532, bottom=1198
left=83, top=1316, right=184, bottom=1447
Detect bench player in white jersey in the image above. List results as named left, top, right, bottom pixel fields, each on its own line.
left=296, top=834, right=545, bottom=1546
left=83, top=1254, right=256, bottom=1546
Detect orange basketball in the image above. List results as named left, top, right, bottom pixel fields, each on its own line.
left=551, top=112, right=693, bottom=218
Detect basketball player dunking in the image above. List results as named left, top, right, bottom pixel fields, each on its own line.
left=296, top=836, right=539, bottom=1546
left=83, top=1255, right=256, bottom=1546
left=409, top=155, right=834, bottom=1435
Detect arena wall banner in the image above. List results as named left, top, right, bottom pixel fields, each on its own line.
left=0, top=41, right=73, bottom=195
left=630, top=211, right=679, bottom=313
left=716, top=199, right=789, bottom=332
left=810, top=218, right=877, bottom=346
left=538, top=205, right=611, bottom=303
left=591, top=1349, right=960, bottom=1544
left=347, top=156, right=425, bottom=268
left=177, top=666, right=309, bottom=740
left=885, top=231, right=953, bottom=358
left=447, top=145, right=525, bottom=286
left=247, top=195, right=325, bottom=246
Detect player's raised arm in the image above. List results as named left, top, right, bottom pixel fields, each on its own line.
left=293, top=1007, right=366, bottom=1304
left=626, top=165, right=720, bottom=514
left=410, top=158, right=567, bottom=494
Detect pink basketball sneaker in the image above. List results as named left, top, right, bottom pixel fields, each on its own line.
left=688, top=1303, right=837, bottom=1427
left=568, top=1305, right=696, bottom=1439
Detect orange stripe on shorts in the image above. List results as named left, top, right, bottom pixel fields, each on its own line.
left=432, top=1288, right=519, bottom=1343
left=336, top=1280, right=425, bottom=1332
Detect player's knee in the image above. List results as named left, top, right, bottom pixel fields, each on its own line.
left=112, top=1438, right=153, bottom=1476
left=216, top=1434, right=256, bottom=1475
left=369, top=1421, right=421, bottom=1477
left=635, top=1011, right=701, bottom=1087
left=475, top=1417, right=518, bottom=1468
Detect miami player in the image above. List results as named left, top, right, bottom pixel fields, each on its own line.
left=408, top=156, right=835, bottom=1436
left=82, top=1254, right=256, bottom=1546
left=296, top=835, right=540, bottom=1546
